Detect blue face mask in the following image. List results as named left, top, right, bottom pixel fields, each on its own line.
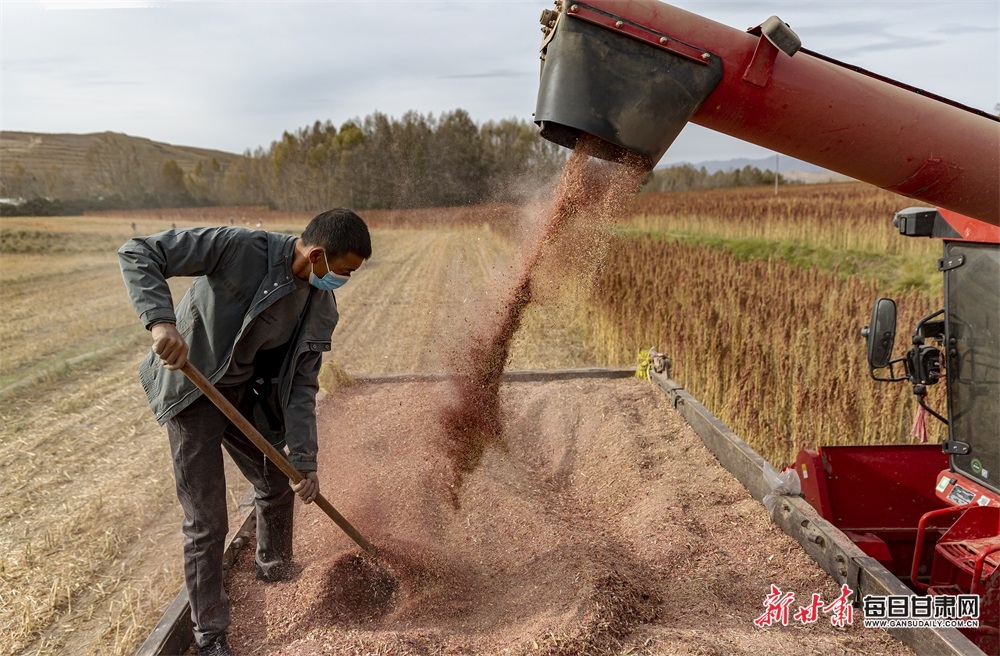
left=309, top=252, right=350, bottom=291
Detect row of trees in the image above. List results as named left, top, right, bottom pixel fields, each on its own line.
left=219, top=110, right=573, bottom=210
left=640, top=163, right=790, bottom=193
left=1, top=110, right=570, bottom=214
left=1, top=109, right=795, bottom=215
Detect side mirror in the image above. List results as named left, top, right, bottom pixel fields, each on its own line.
left=861, top=298, right=897, bottom=369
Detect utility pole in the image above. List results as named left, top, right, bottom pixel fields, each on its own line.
left=774, top=154, right=779, bottom=195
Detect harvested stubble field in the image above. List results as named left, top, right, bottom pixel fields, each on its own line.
left=1, top=179, right=924, bottom=656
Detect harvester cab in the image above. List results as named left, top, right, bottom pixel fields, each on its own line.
left=532, top=1, right=999, bottom=652
left=863, top=207, right=1000, bottom=503
left=857, top=209, right=1000, bottom=654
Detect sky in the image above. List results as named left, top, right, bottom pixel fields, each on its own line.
left=1, top=0, right=998, bottom=166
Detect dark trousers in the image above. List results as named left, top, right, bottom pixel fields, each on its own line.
left=165, top=382, right=294, bottom=647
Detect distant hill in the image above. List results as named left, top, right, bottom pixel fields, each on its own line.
left=0, top=130, right=241, bottom=178
left=0, top=131, right=246, bottom=210
left=666, top=155, right=853, bottom=183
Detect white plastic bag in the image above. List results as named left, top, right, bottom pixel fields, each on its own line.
left=762, top=461, right=802, bottom=521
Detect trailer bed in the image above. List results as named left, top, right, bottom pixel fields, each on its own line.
left=140, top=369, right=981, bottom=655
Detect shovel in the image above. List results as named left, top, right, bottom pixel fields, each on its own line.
left=180, top=360, right=378, bottom=557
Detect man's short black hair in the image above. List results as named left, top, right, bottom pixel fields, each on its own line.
left=301, top=208, right=372, bottom=260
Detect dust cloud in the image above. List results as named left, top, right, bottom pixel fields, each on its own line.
left=438, top=136, right=649, bottom=503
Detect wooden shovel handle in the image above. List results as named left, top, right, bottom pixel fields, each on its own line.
left=180, top=360, right=377, bottom=557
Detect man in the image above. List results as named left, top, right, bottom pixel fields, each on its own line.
left=119, top=209, right=371, bottom=656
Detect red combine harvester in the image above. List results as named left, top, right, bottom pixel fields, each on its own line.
left=532, top=1, right=999, bottom=653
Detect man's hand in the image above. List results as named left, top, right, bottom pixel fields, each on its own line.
left=150, top=322, right=189, bottom=370
left=292, top=472, right=319, bottom=504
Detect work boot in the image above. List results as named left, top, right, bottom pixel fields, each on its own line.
left=255, top=560, right=302, bottom=583
left=197, top=635, right=233, bottom=656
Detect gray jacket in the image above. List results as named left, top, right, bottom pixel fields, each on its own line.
left=118, top=226, right=338, bottom=473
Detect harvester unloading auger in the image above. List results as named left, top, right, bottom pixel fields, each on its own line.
left=533, top=2, right=999, bottom=653
left=534, top=0, right=999, bottom=224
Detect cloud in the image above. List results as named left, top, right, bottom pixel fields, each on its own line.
left=440, top=69, right=532, bottom=79
left=2, top=0, right=996, bottom=158
left=41, top=1, right=158, bottom=9
left=1, top=54, right=79, bottom=74
left=936, top=22, right=1000, bottom=36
